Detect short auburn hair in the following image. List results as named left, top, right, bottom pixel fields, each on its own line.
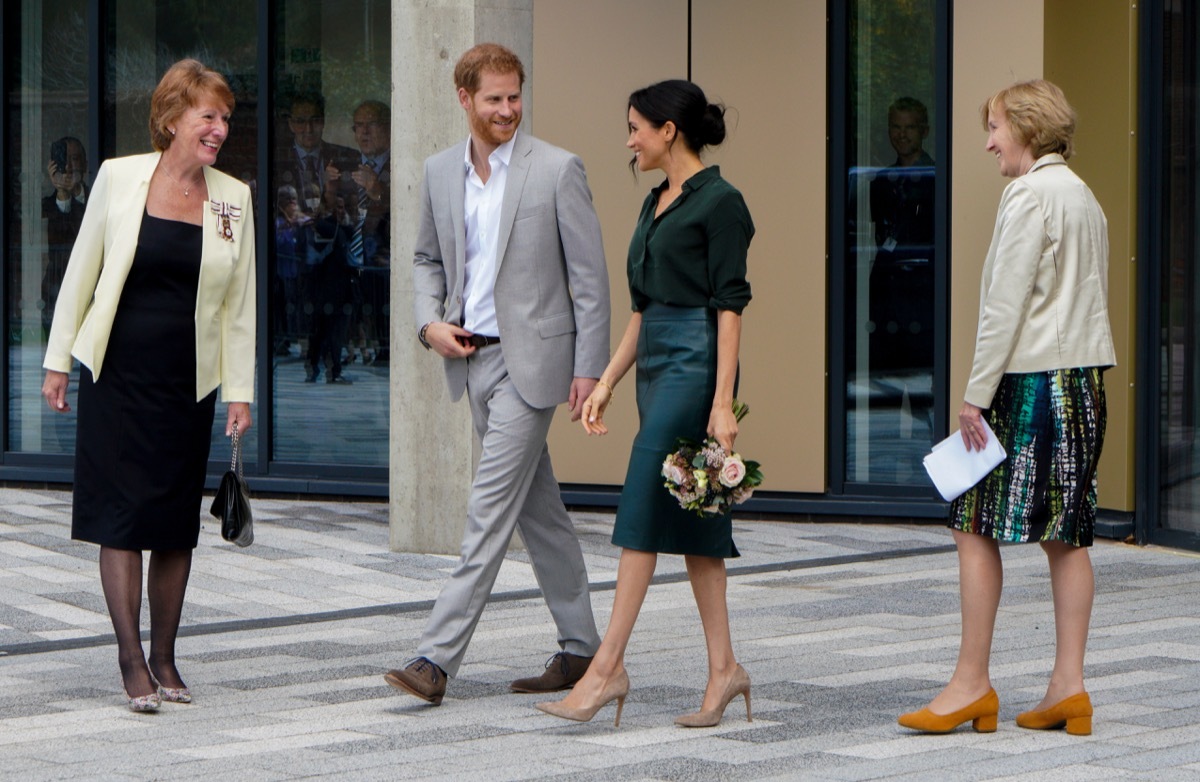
left=149, top=59, right=235, bottom=152
left=453, top=43, right=525, bottom=95
left=981, top=79, right=1076, bottom=160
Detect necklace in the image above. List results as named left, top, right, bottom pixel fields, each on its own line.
left=160, top=165, right=203, bottom=197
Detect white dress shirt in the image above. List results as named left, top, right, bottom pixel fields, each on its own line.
left=55, top=188, right=86, bottom=213
left=461, top=133, right=515, bottom=337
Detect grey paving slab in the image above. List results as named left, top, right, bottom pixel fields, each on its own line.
left=1, top=487, right=1200, bottom=780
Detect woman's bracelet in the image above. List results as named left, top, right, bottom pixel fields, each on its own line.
left=596, top=379, right=615, bottom=397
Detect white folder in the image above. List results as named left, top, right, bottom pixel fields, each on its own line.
left=922, top=418, right=1007, bottom=502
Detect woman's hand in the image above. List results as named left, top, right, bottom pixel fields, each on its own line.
left=226, top=402, right=252, bottom=437
left=708, top=402, right=738, bottom=453
left=958, top=401, right=987, bottom=451
left=42, top=370, right=71, bottom=413
left=581, top=382, right=614, bottom=436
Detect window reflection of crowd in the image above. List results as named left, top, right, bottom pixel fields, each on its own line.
left=43, top=136, right=90, bottom=338
left=273, top=92, right=391, bottom=385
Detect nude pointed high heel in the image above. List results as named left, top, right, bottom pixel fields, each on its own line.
left=1016, top=692, right=1092, bottom=735
left=675, top=664, right=752, bottom=728
left=898, top=688, right=999, bottom=733
left=536, top=670, right=629, bottom=727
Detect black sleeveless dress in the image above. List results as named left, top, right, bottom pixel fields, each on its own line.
left=72, top=212, right=217, bottom=550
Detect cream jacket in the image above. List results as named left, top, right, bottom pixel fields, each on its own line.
left=964, top=154, right=1116, bottom=409
left=43, top=152, right=256, bottom=402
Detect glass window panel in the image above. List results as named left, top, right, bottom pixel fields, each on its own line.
left=109, top=0, right=260, bottom=460
left=6, top=0, right=90, bottom=454
left=1159, top=3, right=1200, bottom=535
left=271, top=0, right=390, bottom=465
left=843, top=0, right=938, bottom=485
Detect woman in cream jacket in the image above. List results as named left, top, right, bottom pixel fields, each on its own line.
left=899, top=80, right=1115, bottom=736
left=42, top=59, right=255, bottom=713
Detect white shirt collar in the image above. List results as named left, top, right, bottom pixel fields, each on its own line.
left=464, top=131, right=517, bottom=175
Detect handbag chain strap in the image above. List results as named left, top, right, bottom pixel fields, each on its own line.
left=231, top=421, right=242, bottom=479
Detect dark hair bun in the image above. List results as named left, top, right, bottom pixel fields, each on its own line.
left=701, top=103, right=727, bottom=147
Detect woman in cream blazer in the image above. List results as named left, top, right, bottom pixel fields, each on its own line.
left=899, top=80, right=1115, bottom=736
left=42, top=59, right=255, bottom=713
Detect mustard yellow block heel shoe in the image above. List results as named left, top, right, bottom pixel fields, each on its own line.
left=1015, top=692, right=1092, bottom=735
left=898, top=688, right=999, bottom=734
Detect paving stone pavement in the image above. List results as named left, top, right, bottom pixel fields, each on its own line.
left=2, top=486, right=1200, bottom=781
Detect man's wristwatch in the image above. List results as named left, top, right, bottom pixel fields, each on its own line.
left=418, top=322, right=433, bottom=350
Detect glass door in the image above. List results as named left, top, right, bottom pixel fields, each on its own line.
left=829, top=0, right=948, bottom=496
left=1143, top=0, right=1200, bottom=548
left=269, top=0, right=391, bottom=468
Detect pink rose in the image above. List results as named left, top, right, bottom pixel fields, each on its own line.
left=662, top=461, right=688, bottom=487
left=719, top=454, right=747, bottom=488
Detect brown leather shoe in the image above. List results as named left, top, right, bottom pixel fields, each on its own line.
left=384, top=657, right=446, bottom=705
left=510, top=652, right=593, bottom=693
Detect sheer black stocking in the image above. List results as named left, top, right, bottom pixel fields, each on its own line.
left=147, top=549, right=193, bottom=690
left=98, top=546, right=154, bottom=698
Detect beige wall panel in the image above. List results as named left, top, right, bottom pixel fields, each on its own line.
left=950, top=3, right=1043, bottom=462
left=1044, top=1, right=1136, bottom=511
left=533, top=0, right=688, bottom=485
left=691, top=0, right=826, bottom=492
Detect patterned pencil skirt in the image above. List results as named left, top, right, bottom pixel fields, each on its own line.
left=949, top=367, right=1107, bottom=547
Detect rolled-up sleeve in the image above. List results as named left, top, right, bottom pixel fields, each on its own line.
left=706, top=190, right=754, bottom=314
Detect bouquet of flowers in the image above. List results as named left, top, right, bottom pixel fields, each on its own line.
left=661, top=400, right=763, bottom=518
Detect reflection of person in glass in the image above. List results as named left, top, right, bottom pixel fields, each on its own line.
left=538, top=80, right=753, bottom=729
left=306, top=192, right=356, bottom=385
left=899, top=81, right=1115, bottom=737
left=326, top=100, right=390, bottom=366
left=279, top=92, right=358, bottom=211
left=869, top=97, right=934, bottom=370
left=42, top=136, right=89, bottom=336
left=273, top=184, right=310, bottom=357
left=277, top=92, right=357, bottom=371
left=41, top=59, right=256, bottom=714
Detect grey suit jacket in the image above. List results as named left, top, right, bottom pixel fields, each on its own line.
left=412, top=132, right=610, bottom=409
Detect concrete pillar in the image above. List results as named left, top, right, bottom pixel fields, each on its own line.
left=389, top=1, right=534, bottom=554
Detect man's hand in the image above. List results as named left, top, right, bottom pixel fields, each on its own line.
left=351, top=164, right=382, bottom=201
left=568, top=377, right=598, bottom=422
left=423, top=321, right=476, bottom=359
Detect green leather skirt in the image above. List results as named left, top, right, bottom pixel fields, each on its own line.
left=611, top=302, right=739, bottom=558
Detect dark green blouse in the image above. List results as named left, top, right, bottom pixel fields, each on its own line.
left=627, top=165, right=754, bottom=314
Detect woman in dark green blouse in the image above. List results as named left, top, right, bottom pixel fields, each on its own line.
left=537, top=80, right=753, bottom=729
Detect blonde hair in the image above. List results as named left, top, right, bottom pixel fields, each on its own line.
left=148, top=59, right=235, bottom=152
left=980, top=79, right=1076, bottom=160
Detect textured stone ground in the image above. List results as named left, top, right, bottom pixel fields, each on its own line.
left=2, top=487, right=1198, bottom=781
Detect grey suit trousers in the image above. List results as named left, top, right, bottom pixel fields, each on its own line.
left=415, top=345, right=601, bottom=676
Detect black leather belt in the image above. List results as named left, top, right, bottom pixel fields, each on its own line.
left=465, top=334, right=501, bottom=348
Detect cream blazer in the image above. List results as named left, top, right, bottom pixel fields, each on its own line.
left=964, top=154, right=1116, bottom=409
left=43, top=152, right=256, bottom=402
